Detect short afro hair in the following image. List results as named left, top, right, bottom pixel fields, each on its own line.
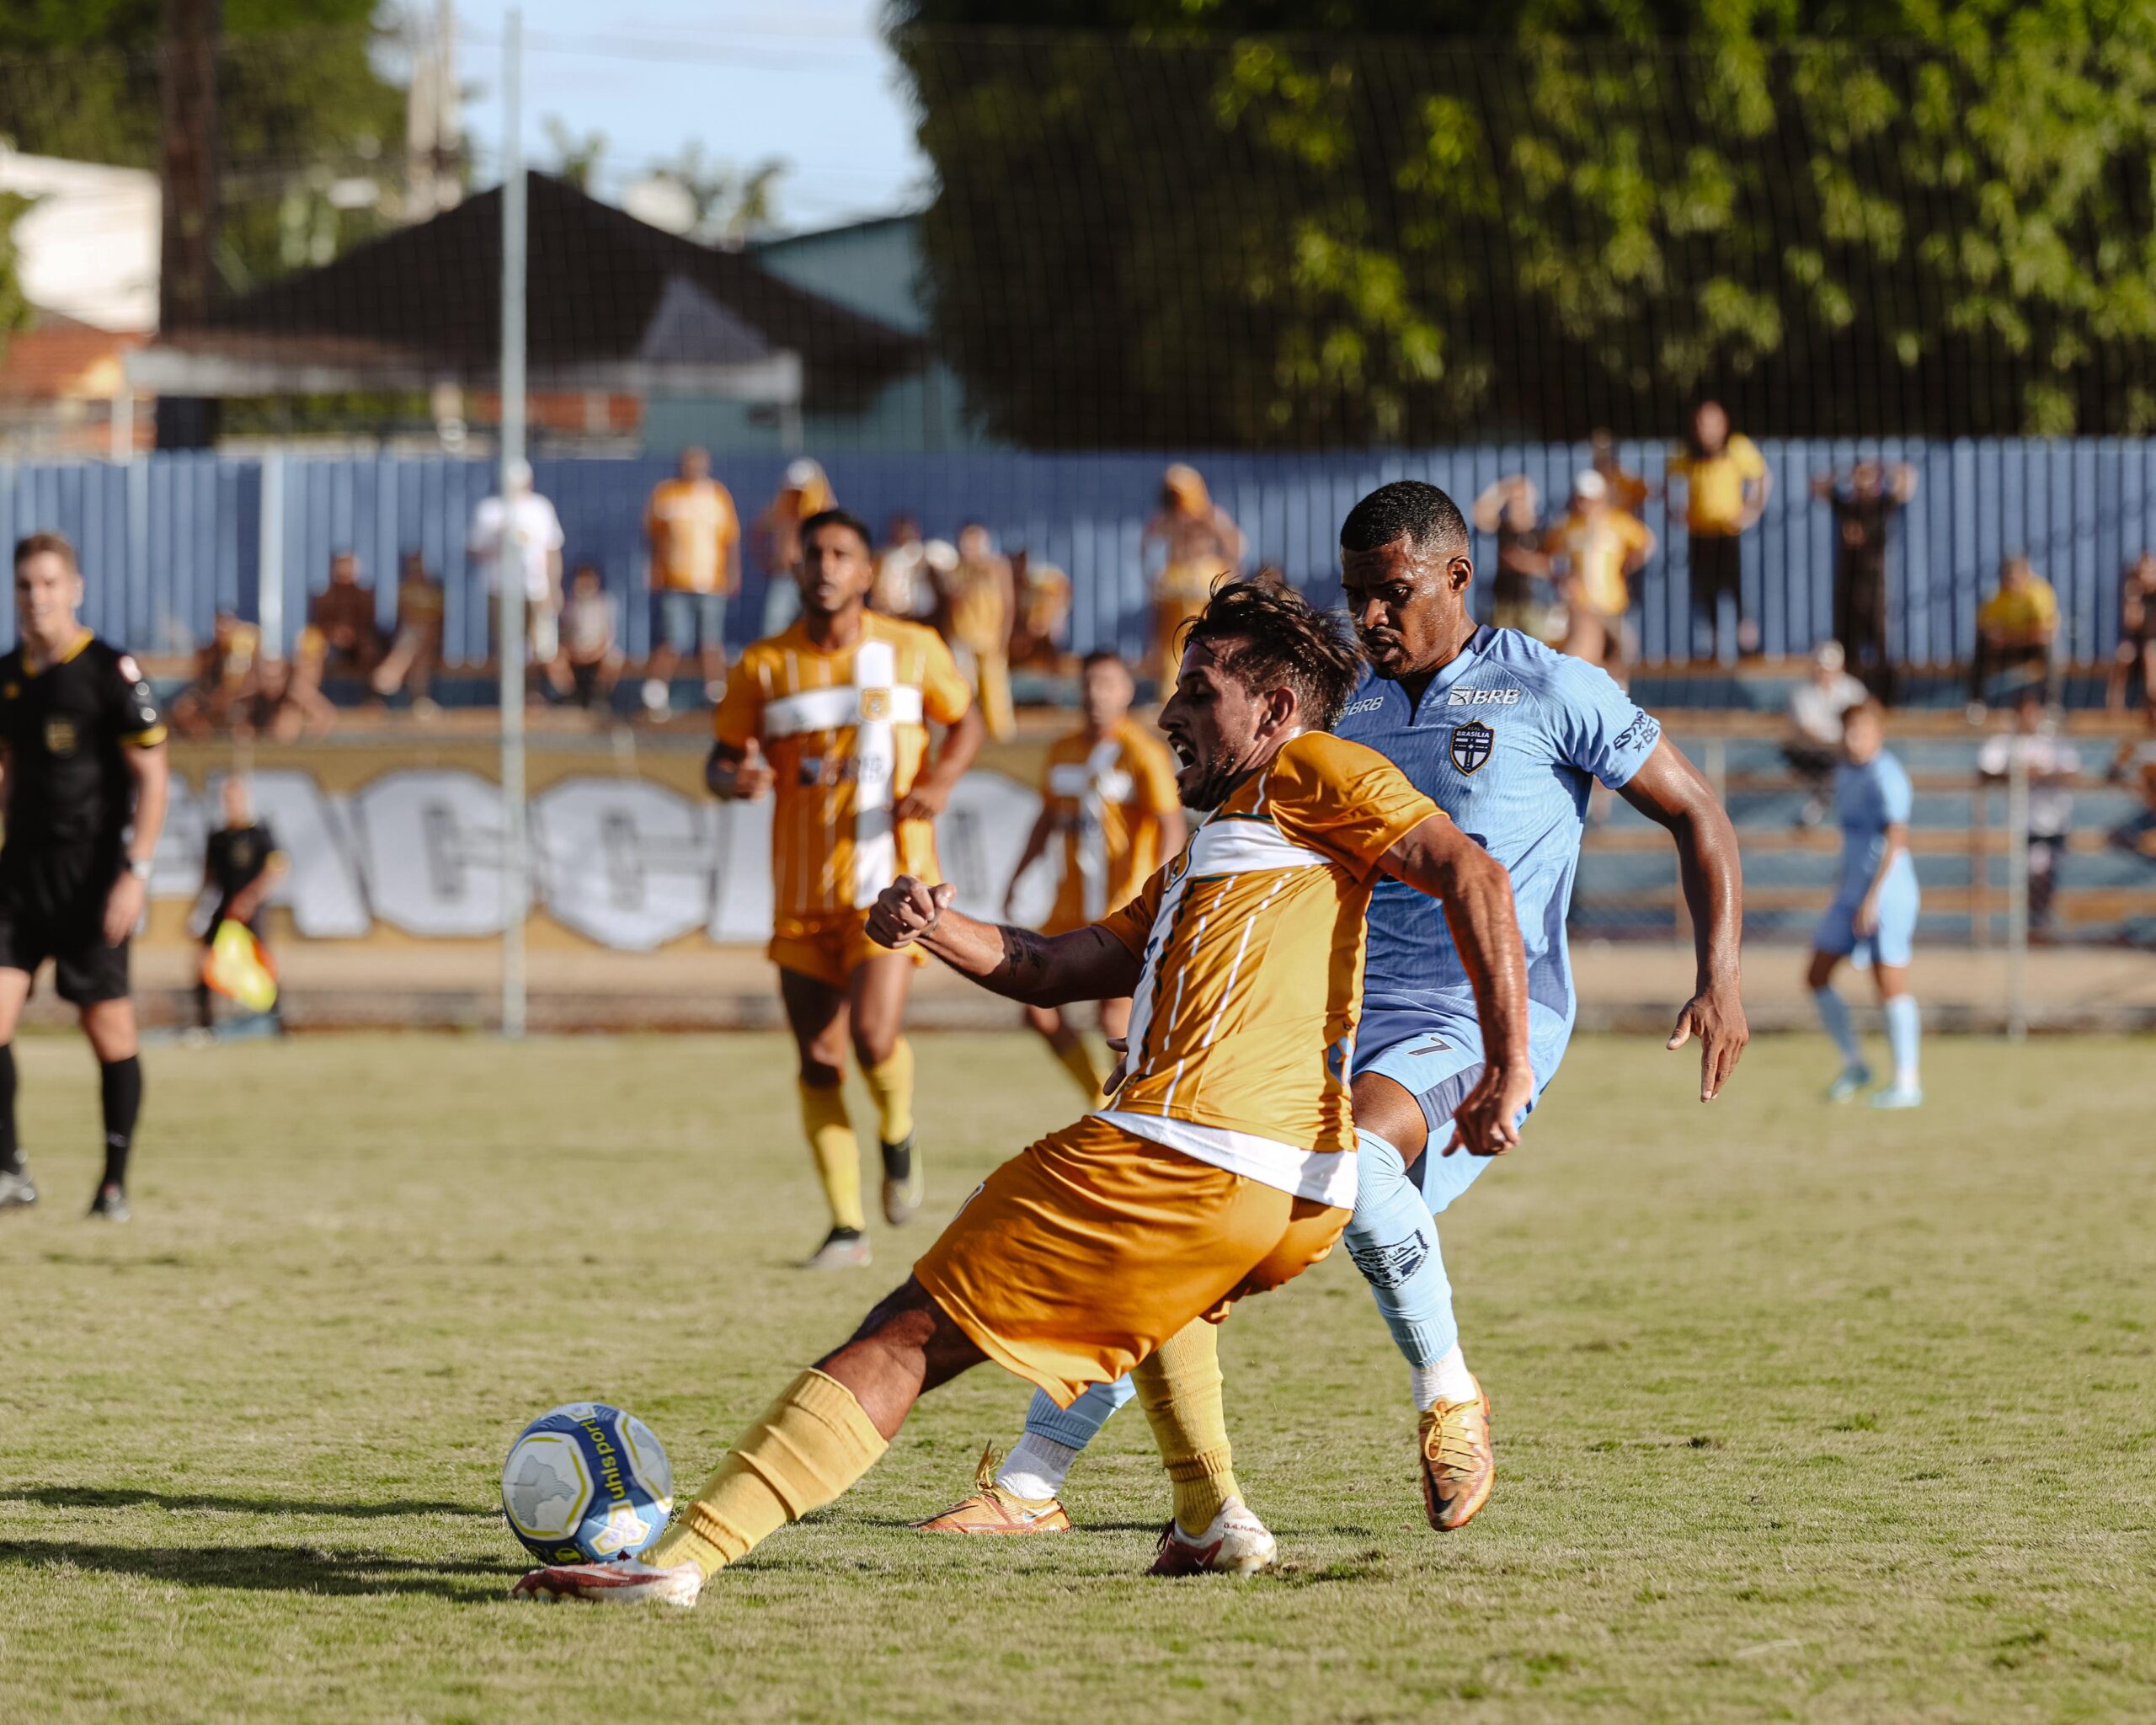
left=1339, top=480, right=1470, bottom=558
left=1182, top=578, right=1363, bottom=732
left=798, top=507, right=874, bottom=555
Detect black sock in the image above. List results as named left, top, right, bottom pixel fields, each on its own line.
left=880, top=1135, right=912, bottom=1182
left=0, top=1044, right=18, bottom=1176
left=99, top=1055, right=141, bottom=1191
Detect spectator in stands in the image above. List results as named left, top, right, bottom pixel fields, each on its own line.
left=1968, top=553, right=2059, bottom=717
left=195, top=775, right=287, bottom=1032
left=1008, top=548, right=1073, bottom=672
left=1812, top=459, right=1918, bottom=704
left=2106, top=697, right=2156, bottom=862
left=170, top=611, right=259, bottom=739
left=1141, top=463, right=1243, bottom=680
left=469, top=458, right=566, bottom=700
left=641, top=446, right=739, bottom=717
left=1471, top=474, right=1555, bottom=638
left=557, top=562, right=622, bottom=713
left=245, top=638, right=336, bottom=742
left=1668, top=399, right=1771, bottom=663
left=752, top=458, right=834, bottom=638
left=1785, top=640, right=1868, bottom=827
left=308, top=550, right=383, bottom=684
left=1549, top=469, right=1654, bottom=681
left=871, top=514, right=953, bottom=622
left=2108, top=552, right=2156, bottom=713
left=371, top=551, right=445, bottom=718
left=937, top=522, right=1017, bottom=743
left=1980, top=684, right=2080, bottom=939
left=1590, top=428, right=1651, bottom=514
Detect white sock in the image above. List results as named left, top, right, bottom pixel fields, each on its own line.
left=995, top=1432, right=1081, bottom=1501
left=1409, top=1344, right=1477, bottom=1410
left=1882, top=994, right=1920, bottom=1088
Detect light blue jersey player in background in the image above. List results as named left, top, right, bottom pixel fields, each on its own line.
left=1807, top=698, right=1923, bottom=1108
left=916, top=481, right=1749, bottom=1549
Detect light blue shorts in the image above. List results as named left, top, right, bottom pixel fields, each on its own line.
left=1813, top=878, right=1919, bottom=969
left=1354, top=1004, right=1568, bottom=1214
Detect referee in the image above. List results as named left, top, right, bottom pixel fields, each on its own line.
left=0, top=532, right=170, bottom=1220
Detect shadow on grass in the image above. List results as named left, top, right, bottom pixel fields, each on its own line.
left=3, top=1486, right=486, bottom=1519
left=0, top=1539, right=510, bottom=1599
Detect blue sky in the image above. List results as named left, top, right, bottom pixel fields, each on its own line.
left=455, top=2, right=930, bottom=234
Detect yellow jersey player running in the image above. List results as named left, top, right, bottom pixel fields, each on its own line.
left=707, top=508, right=985, bottom=1268
left=1004, top=650, right=1183, bottom=1108
left=514, top=581, right=1532, bottom=1605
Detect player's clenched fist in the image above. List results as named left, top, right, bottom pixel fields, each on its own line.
left=705, top=737, right=775, bottom=802
left=867, top=876, right=957, bottom=949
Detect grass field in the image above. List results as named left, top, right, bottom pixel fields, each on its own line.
left=1, top=1028, right=2152, bottom=1722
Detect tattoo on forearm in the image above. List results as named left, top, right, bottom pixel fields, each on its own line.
left=995, top=925, right=1055, bottom=987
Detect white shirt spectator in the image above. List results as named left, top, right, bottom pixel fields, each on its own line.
left=471, top=492, right=565, bottom=603
left=1981, top=729, right=2081, bottom=837
left=1789, top=668, right=1867, bottom=750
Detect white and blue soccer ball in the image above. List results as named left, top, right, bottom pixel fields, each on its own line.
left=500, top=1402, right=674, bottom=1565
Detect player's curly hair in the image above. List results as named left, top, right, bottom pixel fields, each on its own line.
left=1182, top=577, right=1363, bottom=731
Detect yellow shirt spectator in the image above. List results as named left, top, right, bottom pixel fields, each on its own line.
left=1549, top=505, right=1653, bottom=619
left=646, top=476, right=740, bottom=595
left=1668, top=435, right=1769, bottom=536
left=1979, top=575, right=2058, bottom=644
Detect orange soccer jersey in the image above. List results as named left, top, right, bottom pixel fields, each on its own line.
left=1095, top=730, right=1438, bottom=1208
left=646, top=478, right=740, bottom=595
left=713, top=615, right=973, bottom=919
left=1039, top=718, right=1182, bottom=933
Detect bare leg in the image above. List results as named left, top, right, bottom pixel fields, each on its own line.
left=817, top=1276, right=989, bottom=1439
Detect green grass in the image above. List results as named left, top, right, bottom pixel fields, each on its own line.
left=1, top=1029, right=2152, bottom=1722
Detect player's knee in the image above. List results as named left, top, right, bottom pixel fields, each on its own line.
left=798, top=1057, right=843, bottom=1091
left=851, top=1025, right=898, bottom=1070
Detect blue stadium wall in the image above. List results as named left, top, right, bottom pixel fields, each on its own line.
left=3, top=440, right=2153, bottom=669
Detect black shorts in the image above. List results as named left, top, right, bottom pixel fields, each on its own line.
left=1689, top=533, right=1743, bottom=607
left=0, top=845, right=131, bottom=1007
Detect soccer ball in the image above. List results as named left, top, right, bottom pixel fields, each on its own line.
left=500, top=1402, right=674, bottom=1565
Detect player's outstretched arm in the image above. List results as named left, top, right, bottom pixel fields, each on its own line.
left=1377, top=814, right=1534, bottom=1156
left=1616, top=736, right=1749, bottom=1100
left=866, top=877, right=1141, bottom=1007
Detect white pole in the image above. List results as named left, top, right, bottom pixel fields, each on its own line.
left=2004, top=745, right=2029, bottom=1042
left=258, top=451, right=285, bottom=655
left=499, top=8, right=529, bottom=1039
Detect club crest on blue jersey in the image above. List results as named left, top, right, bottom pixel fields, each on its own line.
left=1449, top=719, right=1494, bottom=775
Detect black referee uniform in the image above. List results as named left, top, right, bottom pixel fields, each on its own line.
left=0, top=633, right=164, bottom=1212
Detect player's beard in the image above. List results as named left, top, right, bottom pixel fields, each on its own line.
left=1356, top=628, right=1411, bottom=678
left=1178, top=741, right=1254, bottom=810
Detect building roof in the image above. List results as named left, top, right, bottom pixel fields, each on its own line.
left=131, top=173, right=921, bottom=403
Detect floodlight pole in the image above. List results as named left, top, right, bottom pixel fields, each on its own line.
left=499, top=6, right=529, bottom=1039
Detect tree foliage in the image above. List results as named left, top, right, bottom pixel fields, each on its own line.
left=889, top=2, right=2156, bottom=445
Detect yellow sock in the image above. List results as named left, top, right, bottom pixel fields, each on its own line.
left=647, top=1369, right=888, bottom=1578
left=1133, top=1317, right=1241, bottom=1536
left=1049, top=1033, right=1107, bottom=1106
left=798, top=1081, right=865, bottom=1231
left=862, top=1039, right=915, bottom=1146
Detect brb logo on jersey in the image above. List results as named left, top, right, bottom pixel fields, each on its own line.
left=1446, top=686, right=1521, bottom=706
left=1449, top=719, right=1495, bottom=774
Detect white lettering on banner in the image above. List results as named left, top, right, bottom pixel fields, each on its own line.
left=144, top=767, right=1048, bottom=951
left=220, top=770, right=372, bottom=938
left=531, top=777, right=713, bottom=952
left=350, top=769, right=511, bottom=936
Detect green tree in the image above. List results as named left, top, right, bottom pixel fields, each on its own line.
left=889, top=2, right=2156, bottom=444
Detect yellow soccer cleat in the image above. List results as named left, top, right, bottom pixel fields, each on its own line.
left=1418, top=1378, right=1495, bottom=1532
left=915, top=1445, right=1071, bottom=1535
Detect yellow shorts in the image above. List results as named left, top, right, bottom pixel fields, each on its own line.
left=770, top=909, right=926, bottom=991
left=913, top=1116, right=1348, bottom=1406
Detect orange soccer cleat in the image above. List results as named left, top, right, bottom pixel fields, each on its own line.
left=1418, top=1378, right=1495, bottom=1531
left=914, top=1445, right=1071, bottom=1535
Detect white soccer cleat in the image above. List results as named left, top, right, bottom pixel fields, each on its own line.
left=1825, top=1064, right=1872, bottom=1103
left=1147, top=1497, right=1278, bottom=1576
left=510, top=1557, right=702, bottom=1607
left=1869, top=1083, right=1924, bottom=1110
left=802, top=1228, right=873, bottom=1270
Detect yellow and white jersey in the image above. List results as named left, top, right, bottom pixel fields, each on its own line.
left=713, top=615, right=973, bottom=918
left=1097, top=730, right=1438, bottom=1206
left=1038, top=718, right=1182, bottom=934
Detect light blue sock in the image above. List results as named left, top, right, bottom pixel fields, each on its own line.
left=1813, top=985, right=1862, bottom=1069
left=1022, top=1375, right=1134, bottom=1453
left=1343, top=1127, right=1457, bottom=1371
left=1881, top=994, right=1920, bottom=1086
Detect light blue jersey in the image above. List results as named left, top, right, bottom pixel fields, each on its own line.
left=1817, top=749, right=1919, bottom=967
left=1337, top=627, right=1663, bottom=1073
